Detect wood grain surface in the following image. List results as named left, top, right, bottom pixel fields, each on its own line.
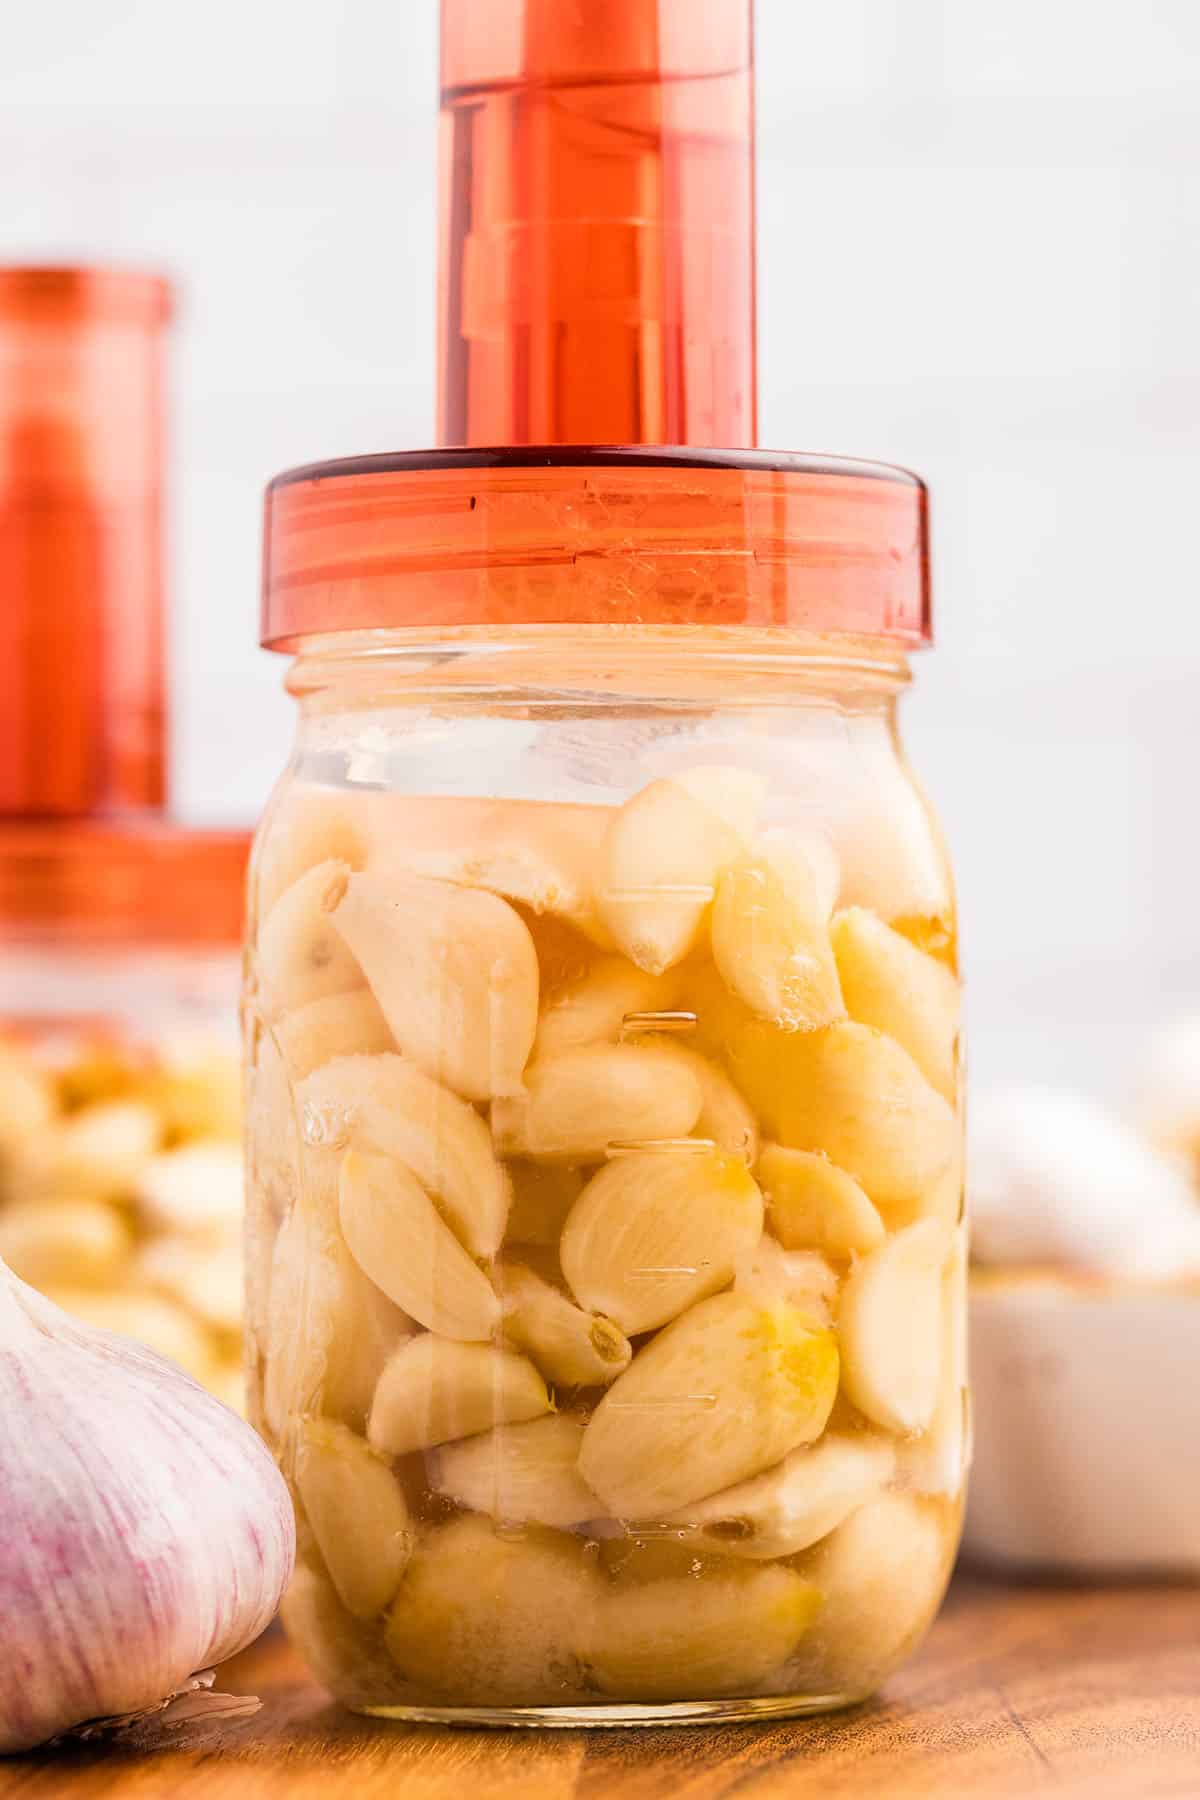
left=2, top=1573, right=1198, bottom=1799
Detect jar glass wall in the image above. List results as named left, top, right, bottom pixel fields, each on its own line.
left=244, top=623, right=966, bottom=1723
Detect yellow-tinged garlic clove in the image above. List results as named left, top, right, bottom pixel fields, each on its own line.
left=579, top=1292, right=839, bottom=1518
left=681, top=959, right=756, bottom=1062
left=560, top=1146, right=764, bottom=1335
left=0, top=1266, right=294, bottom=1751
left=429, top=1413, right=601, bottom=1528
left=300, top=1054, right=509, bottom=1259
left=597, top=769, right=763, bottom=973
left=504, top=1160, right=588, bottom=1247
left=793, top=1492, right=953, bottom=1692
left=491, top=1043, right=703, bottom=1162
left=838, top=1219, right=953, bottom=1434
left=133, top=1141, right=244, bottom=1240
left=338, top=1149, right=500, bottom=1341
left=369, top=1334, right=549, bottom=1457
left=294, top=1418, right=413, bottom=1619
left=757, top=1142, right=885, bottom=1259
left=0, top=1199, right=132, bottom=1292
left=589, top=1565, right=820, bottom=1702
left=729, top=1020, right=957, bottom=1218
left=533, top=957, right=682, bottom=1062
left=625, top=1036, right=759, bottom=1162
left=257, top=859, right=362, bottom=1015
left=383, top=1515, right=597, bottom=1707
left=274, top=988, right=395, bottom=1080
left=261, top=1201, right=340, bottom=1440
left=496, top=1260, right=631, bottom=1385
left=711, top=842, right=844, bottom=1030
left=320, top=1238, right=416, bottom=1431
left=665, top=1432, right=896, bottom=1559
left=831, top=907, right=960, bottom=1103
left=330, top=871, right=539, bottom=1103
left=733, top=1235, right=840, bottom=1327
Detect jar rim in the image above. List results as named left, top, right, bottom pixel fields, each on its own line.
left=261, top=445, right=930, bottom=653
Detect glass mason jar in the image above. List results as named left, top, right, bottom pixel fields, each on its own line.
left=247, top=449, right=967, bottom=1724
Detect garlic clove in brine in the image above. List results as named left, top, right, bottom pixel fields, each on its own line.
left=0, top=1260, right=295, bottom=1754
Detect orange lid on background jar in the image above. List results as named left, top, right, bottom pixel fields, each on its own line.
left=0, top=266, right=249, bottom=946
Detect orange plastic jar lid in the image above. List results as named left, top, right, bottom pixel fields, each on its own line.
left=261, top=446, right=929, bottom=653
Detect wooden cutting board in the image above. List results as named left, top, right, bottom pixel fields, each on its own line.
left=1, top=1573, right=1197, bottom=1798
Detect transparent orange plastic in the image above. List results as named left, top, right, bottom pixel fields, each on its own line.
left=438, top=0, right=755, bottom=448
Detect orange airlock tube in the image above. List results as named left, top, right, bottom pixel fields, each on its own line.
left=0, top=268, right=170, bottom=817
left=438, top=0, right=756, bottom=449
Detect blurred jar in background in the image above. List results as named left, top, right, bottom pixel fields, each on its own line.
left=0, top=268, right=249, bottom=1409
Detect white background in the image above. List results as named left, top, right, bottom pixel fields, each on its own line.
left=3, top=1, right=1198, bottom=1102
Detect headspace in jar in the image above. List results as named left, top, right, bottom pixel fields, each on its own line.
left=246, top=637, right=965, bottom=1719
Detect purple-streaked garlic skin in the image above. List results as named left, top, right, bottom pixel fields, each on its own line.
left=0, top=1269, right=294, bottom=1754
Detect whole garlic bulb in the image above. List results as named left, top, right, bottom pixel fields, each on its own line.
left=0, top=1261, right=294, bottom=1753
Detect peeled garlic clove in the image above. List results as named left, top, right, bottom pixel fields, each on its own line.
left=253, top=784, right=369, bottom=917
left=534, top=957, right=682, bottom=1062
left=339, top=1149, right=500, bottom=1341
left=625, top=1036, right=759, bottom=1162
left=301, top=1054, right=509, bottom=1259
left=831, top=907, right=959, bottom=1102
left=589, top=1565, right=819, bottom=1703
left=561, top=1147, right=764, bottom=1335
left=257, top=859, right=362, bottom=1015
left=317, top=1235, right=416, bottom=1431
left=364, top=793, right=614, bottom=946
left=492, top=1043, right=703, bottom=1162
left=0, top=1042, right=54, bottom=1153
left=142, top=1046, right=243, bottom=1144
left=0, top=1198, right=131, bottom=1291
left=295, top=1418, right=413, bottom=1619
left=735, top=1021, right=957, bottom=1218
left=757, top=1142, right=885, bottom=1258
left=281, top=1563, right=408, bottom=1709
left=134, top=1141, right=245, bottom=1241
left=261, top=1199, right=340, bottom=1440
left=429, top=1414, right=601, bottom=1528
left=666, top=1432, right=896, bottom=1559
left=384, top=1515, right=597, bottom=1707
left=681, top=959, right=756, bottom=1062
left=0, top=1264, right=294, bottom=1753
left=496, top=1260, right=631, bottom=1385
left=274, top=989, right=395, bottom=1080
left=794, top=1492, right=952, bottom=1691
left=734, top=1234, right=840, bottom=1326
left=329, top=871, right=538, bottom=1103
left=31, top=1099, right=160, bottom=1202
left=899, top=1224, right=969, bottom=1497
left=712, top=842, right=844, bottom=1030
left=504, top=1160, right=587, bottom=1247
left=579, top=1292, right=839, bottom=1517
left=368, top=1335, right=549, bottom=1457
left=598, top=769, right=762, bottom=973
left=839, top=1219, right=953, bottom=1433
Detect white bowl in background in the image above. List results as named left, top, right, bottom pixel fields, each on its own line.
left=965, top=1269, right=1200, bottom=1576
